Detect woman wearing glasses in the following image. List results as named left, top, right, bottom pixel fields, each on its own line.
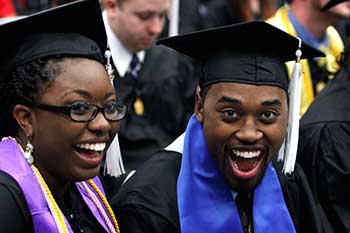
left=0, top=0, right=126, bottom=232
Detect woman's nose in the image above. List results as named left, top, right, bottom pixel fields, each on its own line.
left=88, top=111, right=114, bottom=135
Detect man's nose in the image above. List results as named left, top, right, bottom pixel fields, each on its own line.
left=235, top=119, right=263, bottom=144
left=147, top=16, right=163, bottom=36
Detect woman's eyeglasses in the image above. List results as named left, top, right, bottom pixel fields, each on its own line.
left=24, top=100, right=127, bottom=122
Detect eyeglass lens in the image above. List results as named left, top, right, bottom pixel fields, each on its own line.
left=70, top=101, right=126, bottom=122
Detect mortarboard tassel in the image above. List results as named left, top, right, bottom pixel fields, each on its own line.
left=104, top=133, right=126, bottom=177
left=169, top=0, right=179, bottom=36
left=103, top=47, right=126, bottom=177
left=278, top=38, right=303, bottom=175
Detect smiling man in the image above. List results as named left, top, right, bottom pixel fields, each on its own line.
left=200, top=83, right=288, bottom=193
left=111, top=22, right=334, bottom=233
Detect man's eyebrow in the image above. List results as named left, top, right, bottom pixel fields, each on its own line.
left=217, top=96, right=282, bottom=106
left=261, top=99, right=282, bottom=106
left=218, top=96, right=241, bottom=104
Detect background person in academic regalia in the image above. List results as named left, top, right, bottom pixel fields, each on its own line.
left=267, top=0, right=349, bottom=116
left=201, top=0, right=280, bottom=28
left=159, top=0, right=205, bottom=38
left=0, top=0, right=125, bottom=232
left=101, top=0, right=196, bottom=172
left=110, top=22, right=333, bottom=233
left=297, top=1, right=350, bottom=232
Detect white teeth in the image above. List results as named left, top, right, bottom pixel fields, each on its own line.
left=232, top=150, right=261, bottom=158
left=76, top=142, right=106, bottom=152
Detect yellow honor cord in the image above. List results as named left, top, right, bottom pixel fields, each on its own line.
left=32, top=167, right=121, bottom=233
left=11, top=137, right=119, bottom=233
left=12, top=137, right=69, bottom=233
left=31, top=165, right=69, bottom=233
left=87, top=179, right=120, bottom=233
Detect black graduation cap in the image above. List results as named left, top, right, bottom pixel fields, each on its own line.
left=322, top=0, right=349, bottom=11
left=0, top=0, right=107, bottom=78
left=157, top=21, right=324, bottom=91
left=0, top=0, right=125, bottom=177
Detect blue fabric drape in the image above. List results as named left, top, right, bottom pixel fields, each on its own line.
left=177, top=115, right=296, bottom=233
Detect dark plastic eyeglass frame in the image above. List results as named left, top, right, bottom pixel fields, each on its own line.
left=23, top=101, right=127, bottom=122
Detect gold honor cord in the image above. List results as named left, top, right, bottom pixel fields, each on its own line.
left=86, top=180, right=120, bottom=233
left=12, top=138, right=120, bottom=233
left=14, top=138, right=69, bottom=233
left=31, top=165, right=70, bottom=233
left=31, top=166, right=121, bottom=233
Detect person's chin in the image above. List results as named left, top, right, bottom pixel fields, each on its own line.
left=74, top=165, right=101, bottom=182
left=228, top=177, right=262, bottom=193
left=141, top=38, right=154, bottom=48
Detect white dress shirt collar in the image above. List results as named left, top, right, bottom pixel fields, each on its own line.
left=102, top=11, right=145, bottom=77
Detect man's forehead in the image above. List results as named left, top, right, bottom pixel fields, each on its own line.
left=126, top=0, right=170, bottom=11
left=207, top=82, right=288, bottom=97
left=204, top=82, right=288, bottom=106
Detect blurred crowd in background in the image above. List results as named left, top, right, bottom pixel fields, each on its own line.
left=0, top=0, right=283, bottom=25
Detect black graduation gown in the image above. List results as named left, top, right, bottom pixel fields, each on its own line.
left=200, top=0, right=245, bottom=29
left=113, top=45, right=196, bottom=171
left=297, top=63, right=350, bottom=233
left=159, top=0, right=204, bottom=39
left=111, top=150, right=334, bottom=233
left=0, top=171, right=107, bottom=233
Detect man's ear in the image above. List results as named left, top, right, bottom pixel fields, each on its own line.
left=12, top=104, right=35, bottom=138
left=194, top=86, right=204, bottom=123
left=102, top=0, right=118, bottom=13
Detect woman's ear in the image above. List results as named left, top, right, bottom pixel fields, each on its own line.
left=194, top=86, right=204, bottom=123
left=13, top=104, right=34, bottom=138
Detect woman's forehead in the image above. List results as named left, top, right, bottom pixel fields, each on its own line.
left=40, top=58, right=113, bottom=99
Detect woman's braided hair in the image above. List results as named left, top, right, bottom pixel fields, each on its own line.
left=0, top=56, right=65, bottom=138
